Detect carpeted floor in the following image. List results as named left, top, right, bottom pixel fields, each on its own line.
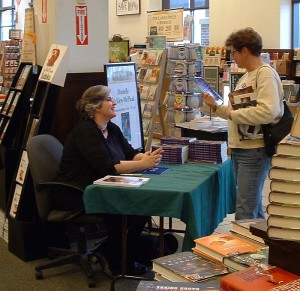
left=0, top=237, right=154, bottom=291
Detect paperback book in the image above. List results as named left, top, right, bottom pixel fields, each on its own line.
left=93, top=175, right=150, bottom=188
left=152, top=251, right=229, bottom=283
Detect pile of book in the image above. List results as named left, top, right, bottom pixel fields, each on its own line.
left=266, top=134, right=300, bottom=241
left=152, top=143, right=189, bottom=164
left=188, top=140, right=228, bottom=163
left=160, top=136, right=197, bottom=145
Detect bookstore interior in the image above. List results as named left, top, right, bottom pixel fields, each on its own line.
left=1, top=1, right=300, bottom=290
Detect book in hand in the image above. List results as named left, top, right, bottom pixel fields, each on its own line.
left=276, top=134, right=300, bottom=157
left=220, top=265, right=300, bottom=291
left=194, top=77, right=223, bottom=105
left=93, top=175, right=150, bottom=188
left=222, top=247, right=270, bottom=272
left=136, top=280, right=221, bottom=290
left=194, top=233, right=263, bottom=263
left=152, top=251, right=229, bottom=283
left=231, top=219, right=266, bottom=244
left=269, top=167, right=300, bottom=182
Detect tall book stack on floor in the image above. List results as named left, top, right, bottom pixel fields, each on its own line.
left=266, top=134, right=300, bottom=241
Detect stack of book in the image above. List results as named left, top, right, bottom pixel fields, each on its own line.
left=151, top=144, right=189, bottom=164
left=193, top=233, right=268, bottom=272
left=266, top=134, right=300, bottom=241
left=188, top=140, right=228, bottom=163
left=151, top=251, right=229, bottom=283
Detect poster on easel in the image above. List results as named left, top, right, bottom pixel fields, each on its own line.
left=20, top=8, right=37, bottom=64
left=39, top=44, right=69, bottom=87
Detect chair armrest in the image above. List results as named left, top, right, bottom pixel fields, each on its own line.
left=37, top=181, right=84, bottom=193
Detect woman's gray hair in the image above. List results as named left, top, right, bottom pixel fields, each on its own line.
left=76, top=85, right=111, bottom=119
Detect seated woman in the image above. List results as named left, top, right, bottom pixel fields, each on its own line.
left=55, top=85, right=163, bottom=275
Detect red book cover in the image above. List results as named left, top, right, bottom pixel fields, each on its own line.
left=221, top=266, right=300, bottom=291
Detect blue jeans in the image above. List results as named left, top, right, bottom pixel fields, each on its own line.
left=231, top=148, right=270, bottom=220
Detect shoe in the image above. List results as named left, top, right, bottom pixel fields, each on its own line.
left=127, top=262, right=147, bottom=276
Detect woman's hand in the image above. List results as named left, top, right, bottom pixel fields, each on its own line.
left=142, top=147, right=164, bottom=168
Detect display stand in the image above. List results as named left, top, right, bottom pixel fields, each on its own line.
left=138, top=48, right=167, bottom=150
left=163, top=44, right=203, bottom=137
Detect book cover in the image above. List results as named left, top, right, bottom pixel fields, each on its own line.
left=93, top=175, right=150, bottom=188
left=222, top=247, right=270, bottom=272
left=9, top=184, right=22, bottom=218
left=267, top=214, right=300, bottom=230
left=267, top=226, right=300, bottom=241
left=138, top=167, right=169, bottom=175
left=271, top=154, right=300, bottom=170
left=7, top=92, right=20, bottom=117
left=269, top=167, right=300, bottom=182
left=268, top=191, right=300, bottom=205
left=15, top=65, right=32, bottom=90
left=143, top=103, right=154, bottom=118
left=147, top=36, right=167, bottom=49
left=2, top=91, right=15, bottom=115
left=270, top=180, right=300, bottom=194
left=220, top=266, right=300, bottom=291
left=231, top=219, right=266, bottom=245
left=276, top=135, right=300, bottom=157
left=152, top=251, right=229, bottom=283
left=194, top=77, right=223, bottom=105
left=15, top=150, right=29, bottom=185
left=194, top=233, right=262, bottom=262
left=267, top=202, right=300, bottom=218
left=136, top=280, right=220, bottom=290
left=147, top=85, right=157, bottom=101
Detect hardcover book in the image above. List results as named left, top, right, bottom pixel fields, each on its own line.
left=93, top=175, right=150, bottom=188
left=271, top=154, right=300, bottom=170
left=267, top=226, right=300, bottom=241
left=267, top=202, right=300, bottom=218
left=270, top=180, right=300, bottom=194
left=220, top=266, right=300, bottom=291
left=276, top=135, right=300, bottom=157
left=194, top=233, right=262, bottom=262
left=267, top=214, right=300, bottom=229
left=231, top=219, right=266, bottom=244
left=222, top=247, right=270, bottom=271
left=268, top=167, right=300, bottom=182
left=152, top=251, right=229, bottom=283
left=290, top=108, right=300, bottom=139
left=136, top=280, right=220, bottom=290
left=268, top=191, right=300, bottom=205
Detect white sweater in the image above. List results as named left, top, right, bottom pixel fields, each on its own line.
left=216, top=65, right=284, bottom=149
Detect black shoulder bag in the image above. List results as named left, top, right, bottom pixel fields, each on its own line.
left=257, top=67, right=294, bottom=157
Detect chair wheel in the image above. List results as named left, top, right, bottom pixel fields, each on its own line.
left=88, top=277, right=96, bottom=288
left=35, top=270, right=43, bottom=280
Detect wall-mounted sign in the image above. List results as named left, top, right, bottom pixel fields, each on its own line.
left=147, top=8, right=183, bottom=42
left=116, top=0, right=140, bottom=16
left=75, top=6, right=88, bottom=46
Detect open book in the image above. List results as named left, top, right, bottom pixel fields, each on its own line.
left=194, top=77, right=223, bottom=105
left=93, top=175, right=150, bottom=188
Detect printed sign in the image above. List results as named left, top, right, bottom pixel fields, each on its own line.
left=75, top=6, right=88, bottom=46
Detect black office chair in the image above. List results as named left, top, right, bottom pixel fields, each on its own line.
left=26, top=134, right=107, bottom=288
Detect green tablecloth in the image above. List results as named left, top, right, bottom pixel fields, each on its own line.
left=83, top=160, right=236, bottom=251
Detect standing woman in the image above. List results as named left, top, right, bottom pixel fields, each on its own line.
left=56, top=85, right=163, bottom=275
left=203, top=28, right=283, bottom=219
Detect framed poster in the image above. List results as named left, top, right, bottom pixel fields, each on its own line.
left=229, top=72, right=245, bottom=92
left=109, top=40, right=130, bottom=63
left=203, top=66, right=220, bottom=94
left=116, top=0, right=140, bottom=16
left=104, top=62, right=144, bottom=151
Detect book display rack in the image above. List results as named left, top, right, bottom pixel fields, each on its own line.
left=163, top=44, right=203, bottom=136
left=138, top=48, right=167, bottom=150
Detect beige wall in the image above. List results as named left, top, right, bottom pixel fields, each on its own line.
left=210, top=0, right=291, bottom=49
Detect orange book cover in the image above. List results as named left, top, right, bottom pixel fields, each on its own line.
left=221, top=265, right=300, bottom=291
left=194, top=233, right=262, bottom=262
